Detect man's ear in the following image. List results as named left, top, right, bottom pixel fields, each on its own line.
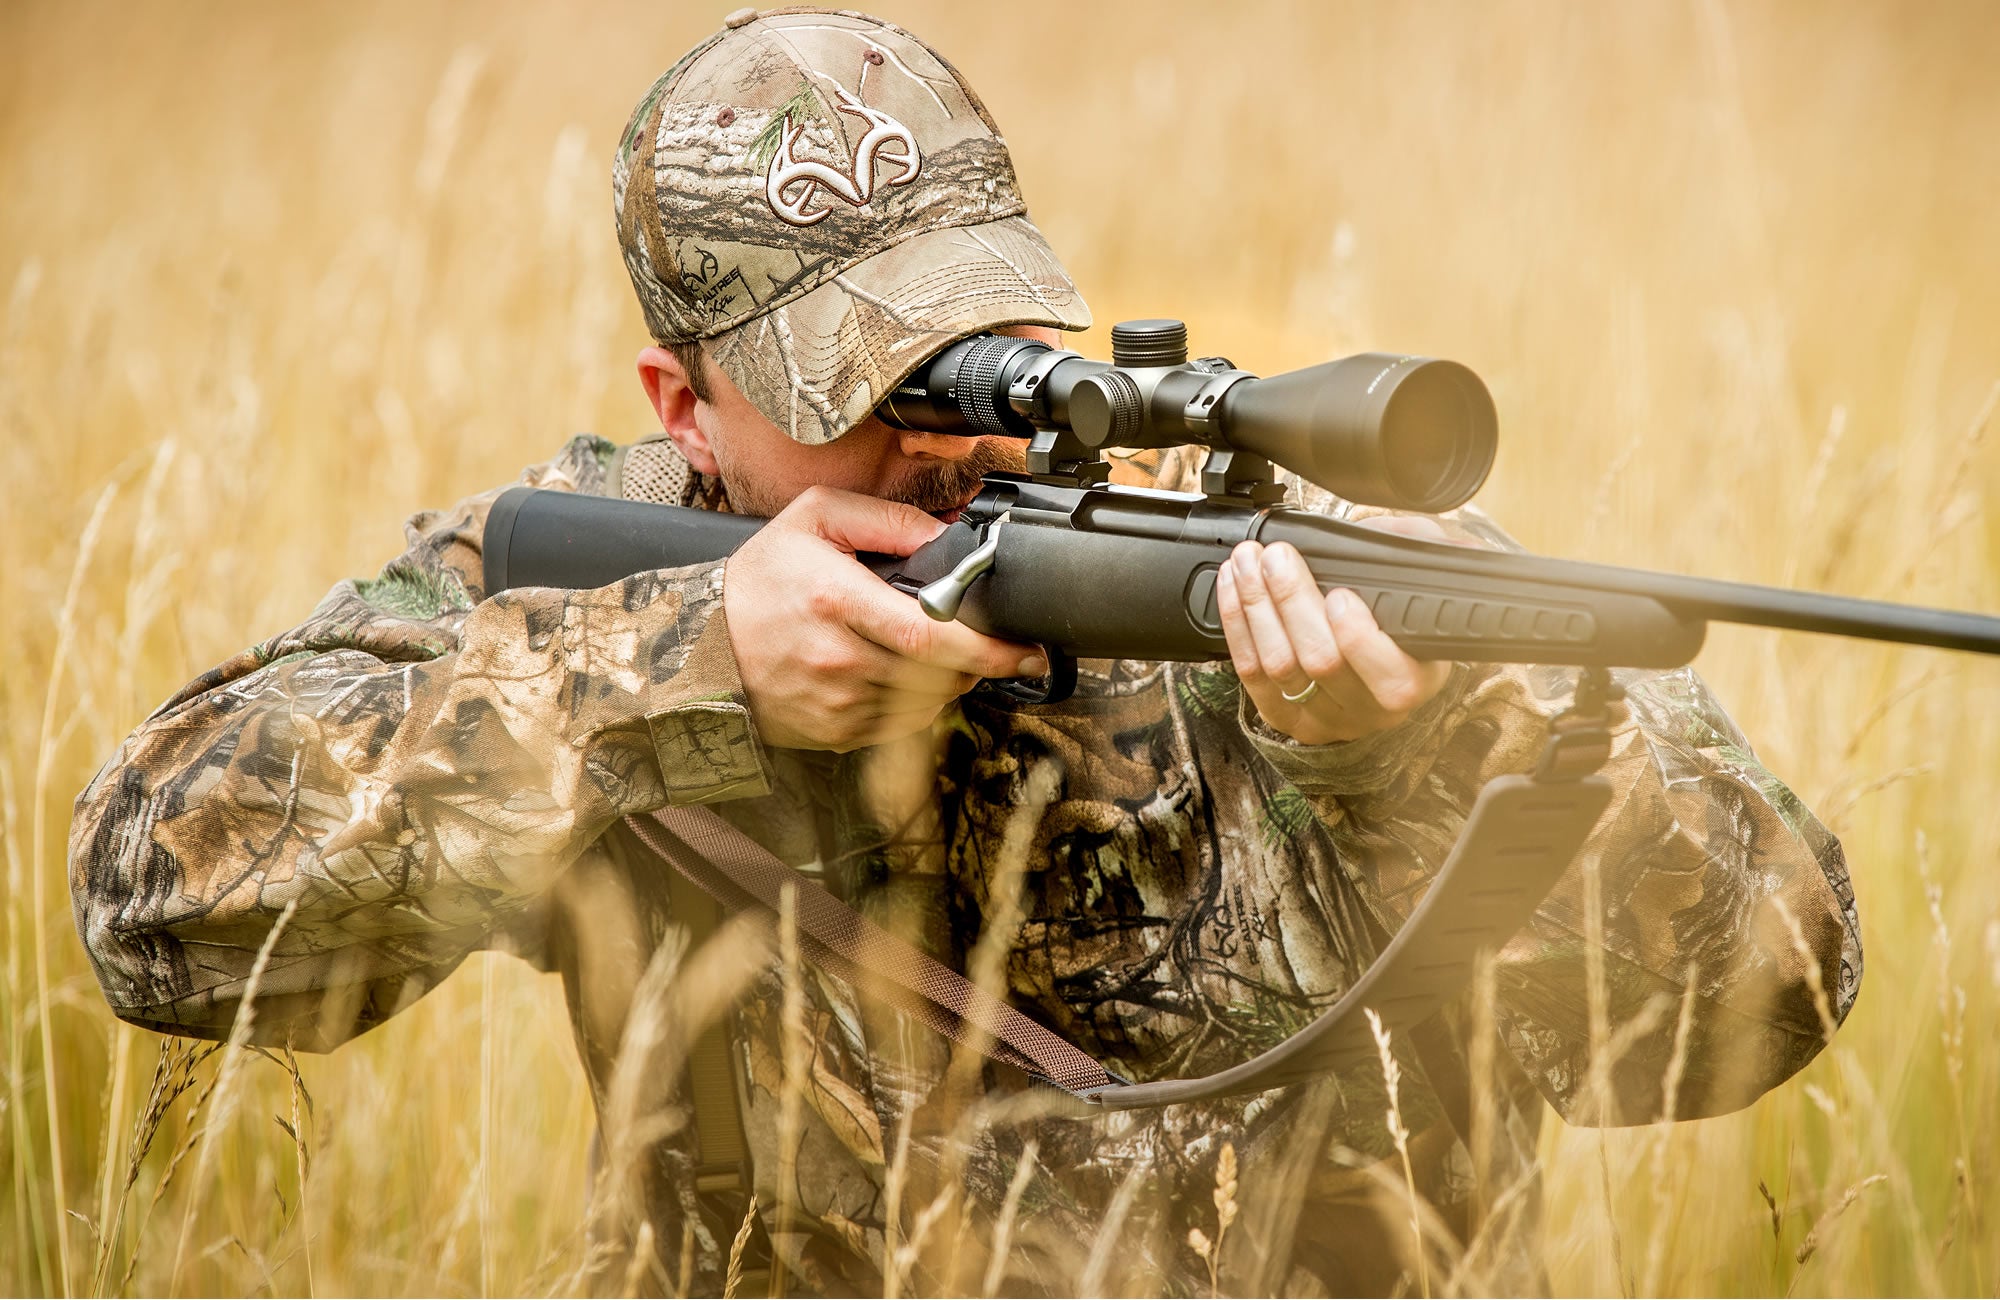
left=637, top=345, right=720, bottom=476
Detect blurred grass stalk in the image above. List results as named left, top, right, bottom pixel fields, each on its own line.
left=4, top=0, right=2000, bottom=1294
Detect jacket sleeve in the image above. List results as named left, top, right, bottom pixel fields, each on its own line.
left=68, top=437, right=770, bottom=1049
left=1241, top=498, right=1862, bottom=1124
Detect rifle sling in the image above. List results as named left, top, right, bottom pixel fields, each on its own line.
left=625, top=806, right=1122, bottom=1096
left=622, top=676, right=1620, bottom=1111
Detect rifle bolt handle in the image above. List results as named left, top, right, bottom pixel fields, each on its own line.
left=917, top=516, right=1006, bottom=621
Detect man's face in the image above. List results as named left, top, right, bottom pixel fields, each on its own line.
left=656, top=324, right=1060, bottom=521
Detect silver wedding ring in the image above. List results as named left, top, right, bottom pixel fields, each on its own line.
left=1280, top=679, right=1320, bottom=704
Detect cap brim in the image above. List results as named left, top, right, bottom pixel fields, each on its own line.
left=704, top=214, right=1092, bottom=445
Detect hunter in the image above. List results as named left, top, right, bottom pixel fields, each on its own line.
left=70, top=8, right=1860, bottom=1294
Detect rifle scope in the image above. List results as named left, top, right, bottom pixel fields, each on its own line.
left=877, top=319, right=1498, bottom=513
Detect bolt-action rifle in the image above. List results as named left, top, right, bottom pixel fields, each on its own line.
left=479, top=320, right=2000, bottom=1107
left=485, top=318, right=2000, bottom=699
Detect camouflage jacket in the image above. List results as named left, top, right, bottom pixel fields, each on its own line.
left=70, top=434, right=1861, bottom=1296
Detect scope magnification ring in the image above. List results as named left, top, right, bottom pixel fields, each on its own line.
left=955, top=335, right=1024, bottom=439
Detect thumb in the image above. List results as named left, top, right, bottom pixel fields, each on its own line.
left=783, top=486, right=947, bottom=557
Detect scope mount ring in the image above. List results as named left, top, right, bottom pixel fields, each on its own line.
left=1183, top=368, right=1256, bottom=440
left=1007, top=348, right=1082, bottom=422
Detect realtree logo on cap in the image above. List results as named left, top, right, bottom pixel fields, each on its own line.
left=765, top=86, right=922, bottom=227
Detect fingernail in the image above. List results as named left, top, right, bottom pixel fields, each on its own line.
left=1018, top=654, right=1049, bottom=677
left=1330, top=589, right=1354, bottom=618
left=1233, top=546, right=1259, bottom=580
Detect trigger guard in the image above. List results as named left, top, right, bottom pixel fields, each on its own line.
left=977, top=647, right=1076, bottom=705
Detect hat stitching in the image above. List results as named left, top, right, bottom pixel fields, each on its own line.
left=672, top=196, right=1032, bottom=343
left=773, top=22, right=956, bottom=116
left=952, top=226, right=1068, bottom=317
left=746, top=281, right=1072, bottom=373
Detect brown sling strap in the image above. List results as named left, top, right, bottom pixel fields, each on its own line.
left=626, top=807, right=1122, bottom=1094
left=624, top=670, right=1624, bottom=1110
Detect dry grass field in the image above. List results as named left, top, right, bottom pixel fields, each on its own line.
left=4, top=1, right=1999, bottom=1294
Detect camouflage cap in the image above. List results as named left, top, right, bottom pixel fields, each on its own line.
left=613, top=7, right=1093, bottom=444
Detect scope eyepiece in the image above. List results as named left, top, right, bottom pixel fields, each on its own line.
left=877, top=334, right=1048, bottom=438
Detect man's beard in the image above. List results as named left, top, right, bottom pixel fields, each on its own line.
left=881, top=437, right=1025, bottom=518
left=718, top=436, right=1026, bottom=521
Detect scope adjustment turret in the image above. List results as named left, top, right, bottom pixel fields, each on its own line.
left=1110, top=318, right=1189, bottom=368
left=1067, top=368, right=1145, bottom=448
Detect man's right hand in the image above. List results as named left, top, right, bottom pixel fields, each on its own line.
left=721, top=486, right=1047, bottom=751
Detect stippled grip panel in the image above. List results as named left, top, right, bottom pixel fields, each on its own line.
left=1184, top=562, right=1701, bottom=668
left=1308, top=566, right=1704, bottom=668
left=1362, top=585, right=1599, bottom=653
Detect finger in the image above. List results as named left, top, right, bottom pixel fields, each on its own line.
left=1325, top=588, right=1450, bottom=716
left=787, top=614, right=970, bottom=694
left=1227, top=542, right=1311, bottom=692
left=1214, top=560, right=1268, bottom=684
left=782, top=485, right=947, bottom=557
left=843, top=579, right=1046, bottom=679
left=1259, top=543, right=1345, bottom=683
left=1219, top=560, right=1311, bottom=727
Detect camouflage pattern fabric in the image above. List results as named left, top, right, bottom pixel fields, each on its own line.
left=613, top=9, right=1092, bottom=445
left=70, top=434, right=1861, bottom=1295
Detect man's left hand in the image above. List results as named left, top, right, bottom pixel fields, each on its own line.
left=1215, top=519, right=1460, bottom=744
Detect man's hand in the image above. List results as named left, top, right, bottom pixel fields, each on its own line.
left=722, top=486, right=1046, bottom=752
left=1216, top=517, right=1464, bottom=745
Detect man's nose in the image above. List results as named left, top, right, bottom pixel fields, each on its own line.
left=895, top=427, right=979, bottom=460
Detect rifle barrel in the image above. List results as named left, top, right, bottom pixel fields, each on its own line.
left=1624, top=568, right=2000, bottom=657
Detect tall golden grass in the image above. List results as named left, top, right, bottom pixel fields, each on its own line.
left=3, top=0, right=1998, bottom=1293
